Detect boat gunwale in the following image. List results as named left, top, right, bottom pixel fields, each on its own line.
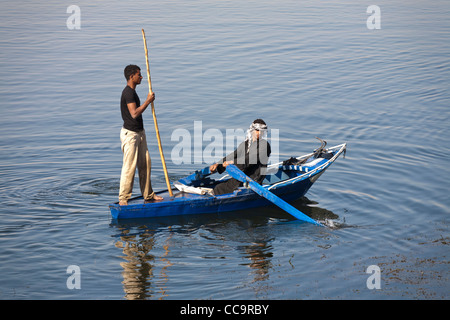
left=267, top=143, right=346, bottom=190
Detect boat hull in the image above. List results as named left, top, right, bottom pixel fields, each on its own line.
left=109, top=178, right=313, bottom=220
left=109, top=143, right=346, bottom=220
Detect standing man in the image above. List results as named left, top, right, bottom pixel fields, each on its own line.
left=119, top=64, right=163, bottom=205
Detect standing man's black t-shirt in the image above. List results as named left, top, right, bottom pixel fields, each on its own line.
left=121, top=85, right=144, bottom=132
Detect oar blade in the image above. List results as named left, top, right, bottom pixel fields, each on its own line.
left=226, top=164, right=324, bottom=227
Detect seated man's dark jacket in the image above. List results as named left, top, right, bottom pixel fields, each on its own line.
left=214, top=139, right=271, bottom=195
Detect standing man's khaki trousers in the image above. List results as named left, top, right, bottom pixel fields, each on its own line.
left=119, top=128, right=154, bottom=202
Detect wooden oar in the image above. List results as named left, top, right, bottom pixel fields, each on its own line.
left=226, top=164, right=324, bottom=227
left=142, top=29, right=173, bottom=197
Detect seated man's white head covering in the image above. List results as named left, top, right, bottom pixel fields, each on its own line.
left=246, top=119, right=267, bottom=151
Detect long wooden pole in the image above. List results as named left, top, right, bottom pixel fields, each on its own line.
left=142, top=29, right=173, bottom=196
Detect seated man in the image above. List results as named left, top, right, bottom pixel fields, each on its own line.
left=209, top=119, right=271, bottom=195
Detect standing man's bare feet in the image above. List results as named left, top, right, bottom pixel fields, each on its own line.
left=119, top=200, right=128, bottom=206
left=144, top=195, right=164, bottom=203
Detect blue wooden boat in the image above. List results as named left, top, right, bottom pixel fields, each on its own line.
left=109, top=142, right=346, bottom=220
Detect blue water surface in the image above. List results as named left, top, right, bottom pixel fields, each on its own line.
left=0, top=0, right=448, bottom=299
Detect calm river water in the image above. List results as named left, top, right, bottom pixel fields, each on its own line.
left=0, top=0, right=448, bottom=300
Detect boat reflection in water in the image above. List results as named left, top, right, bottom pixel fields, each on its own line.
left=110, top=197, right=339, bottom=300
left=113, top=226, right=174, bottom=300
